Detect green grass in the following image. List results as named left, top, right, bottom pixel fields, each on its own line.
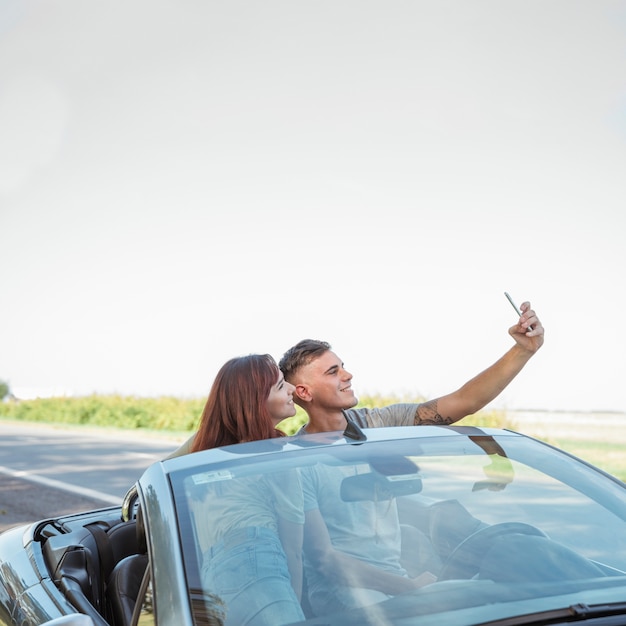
left=0, top=394, right=204, bottom=431
left=529, top=437, right=626, bottom=482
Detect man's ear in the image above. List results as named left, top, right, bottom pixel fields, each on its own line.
left=294, top=384, right=312, bottom=403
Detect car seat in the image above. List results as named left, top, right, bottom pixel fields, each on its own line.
left=106, top=507, right=150, bottom=626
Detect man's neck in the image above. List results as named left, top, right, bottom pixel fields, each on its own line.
left=303, top=408, right=347, bottom=434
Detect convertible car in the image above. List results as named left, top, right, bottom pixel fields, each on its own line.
left=1, top=424, right=626, bottom=626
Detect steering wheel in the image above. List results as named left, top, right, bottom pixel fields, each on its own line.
left=438, top=522, right=547, bottom=580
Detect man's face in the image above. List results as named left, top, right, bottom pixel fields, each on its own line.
left=293, top=350, right=358, bottom=411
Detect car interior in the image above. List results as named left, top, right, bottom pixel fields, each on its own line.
left=38, top=506, right=148, bottom=626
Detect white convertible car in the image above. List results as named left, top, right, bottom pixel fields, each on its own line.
left=1, top=424, right=626, bottom=626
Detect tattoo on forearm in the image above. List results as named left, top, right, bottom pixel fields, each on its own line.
left=414, top=400, right=454, bottom=425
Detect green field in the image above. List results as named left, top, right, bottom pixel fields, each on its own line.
left=2, top=396, right=624, bottom=481
left=495, top=410, right=626, bottom=482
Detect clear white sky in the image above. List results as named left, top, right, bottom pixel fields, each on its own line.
left=1, top=1, right=625, bottom=412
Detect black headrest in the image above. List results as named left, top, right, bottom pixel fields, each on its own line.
left=135, top=505, right=147, bottom=555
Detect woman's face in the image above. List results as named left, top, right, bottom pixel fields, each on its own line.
left=266, top=372, right=296, bottom=425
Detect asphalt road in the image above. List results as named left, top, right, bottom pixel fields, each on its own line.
left=0, top=421, right=185, bottom=533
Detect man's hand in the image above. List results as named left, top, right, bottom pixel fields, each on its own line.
left=509, top=301, right=544, bottom=354
left=410, top=571, right=438, bottom=589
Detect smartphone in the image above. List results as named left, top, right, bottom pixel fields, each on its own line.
left=504, top=292, right=533, bottom=331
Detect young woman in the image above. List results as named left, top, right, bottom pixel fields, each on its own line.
left=190, top=353, right=296, bottom=450
left=181, top=354, right=305, bottom=626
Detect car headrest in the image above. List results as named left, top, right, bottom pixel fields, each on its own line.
left=135, top=505, right=147, bottom=555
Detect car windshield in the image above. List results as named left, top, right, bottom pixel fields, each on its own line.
left=168, top=428, right=626, bottom=626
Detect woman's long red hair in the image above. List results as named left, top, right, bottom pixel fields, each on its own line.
left=191, top=354, right=284, bottom=452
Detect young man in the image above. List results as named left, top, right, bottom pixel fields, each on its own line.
left=278, top=301, right=543, bottom=434
left=278, top=301, right=543, bottom=615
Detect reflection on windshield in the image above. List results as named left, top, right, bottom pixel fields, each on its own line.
left=171, top=433, right=626, bottom=626
left=468, top=435, right=515, bottom=491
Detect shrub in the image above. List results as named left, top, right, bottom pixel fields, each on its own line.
left=0, top=393, right=509, bottom=435
left=0, top=395, right=204, bottom=433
